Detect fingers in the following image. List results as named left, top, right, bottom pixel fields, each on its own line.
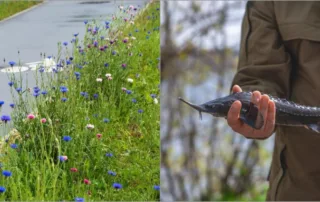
left=259, top=94, right=270, bottom=130
left=227, top=100, right=242, bottom=129
left=264, top=100, right=276, bottom=134
left=232, top=85, right=242, bottom=93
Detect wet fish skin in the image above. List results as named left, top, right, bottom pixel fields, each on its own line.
left=179, top=92, right=320, bottom=133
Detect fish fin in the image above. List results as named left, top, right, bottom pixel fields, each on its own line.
left=305, top=124, right=320, bottom=133
left=239, top=102, right=264, bottom=130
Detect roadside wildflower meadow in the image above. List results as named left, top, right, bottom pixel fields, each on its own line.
left=0, top=1, right=159, bottom=201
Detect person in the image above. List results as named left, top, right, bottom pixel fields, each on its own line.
left=228, top=1, right=320, bottom=201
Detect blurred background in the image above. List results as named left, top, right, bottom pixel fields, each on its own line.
left=161, top=1, right=275, bottom=201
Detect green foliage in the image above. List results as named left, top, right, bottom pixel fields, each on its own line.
left=0, top=1, right=42, bottom=21
left=0, top=1, right=160, bottom=201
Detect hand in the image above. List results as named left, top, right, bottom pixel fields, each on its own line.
left=227, top=85, right=276, bottom=139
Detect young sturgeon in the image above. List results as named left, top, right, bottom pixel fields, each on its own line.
left=179, top=92, right=320, bottom=133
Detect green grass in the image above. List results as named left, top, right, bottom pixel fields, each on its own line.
left=0, top=1, right=42, bottom=21
left=0, top=1, right=160, bottom=201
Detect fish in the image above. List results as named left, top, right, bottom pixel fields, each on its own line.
left=179, top=91, right=320, bottom=133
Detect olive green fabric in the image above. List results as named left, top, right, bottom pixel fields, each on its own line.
left=231, top=1, right=320, bottom=201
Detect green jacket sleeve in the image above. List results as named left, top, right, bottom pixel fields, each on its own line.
left=231, top=1, right=292, bottom=98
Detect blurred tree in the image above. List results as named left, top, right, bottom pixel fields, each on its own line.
left=161, top=1, right=270, bottom=201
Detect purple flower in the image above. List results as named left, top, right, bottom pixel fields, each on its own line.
left=106, top=152, right=113, bottom=157
left=75, top=197, right=84, bottom=202
left=16, top=88, right=22, bottom=93
left=63, top=136, right=72, bottom=142
left=121, top=64, right=126, bottom=68
left=10, top=144, right=17, bottom=149
left=9, top=103, right=14, bottom=108
left=60, top=86, right=68, bottom=93
left=61, top=97, right=67, bottom=102
left=113, top=183, right=122, bottom=189
left=126, top=90, right=132, bottom=95
left=103, top=118, right=110, bottom=123
left=132, top=98, right=137, bottom=103
left=151, top=94, right=157, bottom=99
left=1, top=115, right=11, bottom=123
left=8, top=81, right=14, bottom=87
left=138, top=109, right=143, bottom=113
left=108, top=171, right=116, bottom=176
left=33, top=92, right=40, bottom=97
left=63, top=42, right=68, bottom=46
left=154, top=185, right=160, bottom=191
left=104, top=63, right=109, bottom=68
left=0, top=101, right=4, bottom=107
left=0, top=186, right=5, bottom=193
left=8, top=61, right=15, bottom=67
left=2, top=171, right=11, bottom=177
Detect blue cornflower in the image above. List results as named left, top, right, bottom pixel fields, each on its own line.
left=151, top=94, right=157, bottom=99
left=154, top=185, right=160, bottom=191
left=0, top=101, right=4, bottom=107
left=113, top=183, right=122, bottom=189
left=9, top=103, right=14, bottom=108
left=2, top=171, right=11, bottom=177
left=93, top=94, right=98, bottom=99
left=132, top=98, right=137, bottom=103
left=80, top=92, right=88, bottom=98
left=33, top=87, right=40, bottom=93
left=63, top=136, right=72, bottom=142
left=10, top=144, right=17, bottom=149
left=105, top=21, right=110, bottom=25
left=59, top=156, right=67, bottom=162
left=1, top=115, right=11, bottom=123
left=135, top=29, right=139, bottom=32
left=39, top=67, right=45, bottom=73
left=148, top=31, right=151, bottom=34
left=8, top=61, right=15, bottom=67
left=126, top=90, right=132, bottom=95
left=138, top=109, right=143, bottom=113
left=41, top=91, right=48, bottom=95
left=0, top=186, right=5, bottom=193
left=108, top=171, right=116, bottom=176
left=60, top=86, right=68, bottom=93
left=33, top=92, right=40, bottom=97
left=16, top=87, right=22, bottom=93
left=84, top=20, right=88, bottom=24
left=74, top=33, right=79, bottom=37
left=146, top=35, right=150, bottom=40
left=103, top=118, right=110, bottom=123
left=61, top=97, right=67, bottom=102
left=75, top=197, right=84, bottom=202
left=129, top=33, right=132, bottom=36
left=106, top=152, right=113, bottom=157
left=112, top=51, right=117, bottom=55
left=104, top=63, right=109, bottom=67
left=66, top=60, right=71, bottom=65
left=63, top=42, right=68, bottom=46
left=8, top=81, right=14, bottom=87
left=100, top=36, right=104, bottom=40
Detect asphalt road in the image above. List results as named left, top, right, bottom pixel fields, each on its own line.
left=0, top=0, right=146, bottom=116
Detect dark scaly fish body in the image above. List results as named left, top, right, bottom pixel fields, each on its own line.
left=179, top=92, right=320, bottom=133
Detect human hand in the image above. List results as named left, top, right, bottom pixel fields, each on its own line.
left=227, top=85, right=276, bottom=139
